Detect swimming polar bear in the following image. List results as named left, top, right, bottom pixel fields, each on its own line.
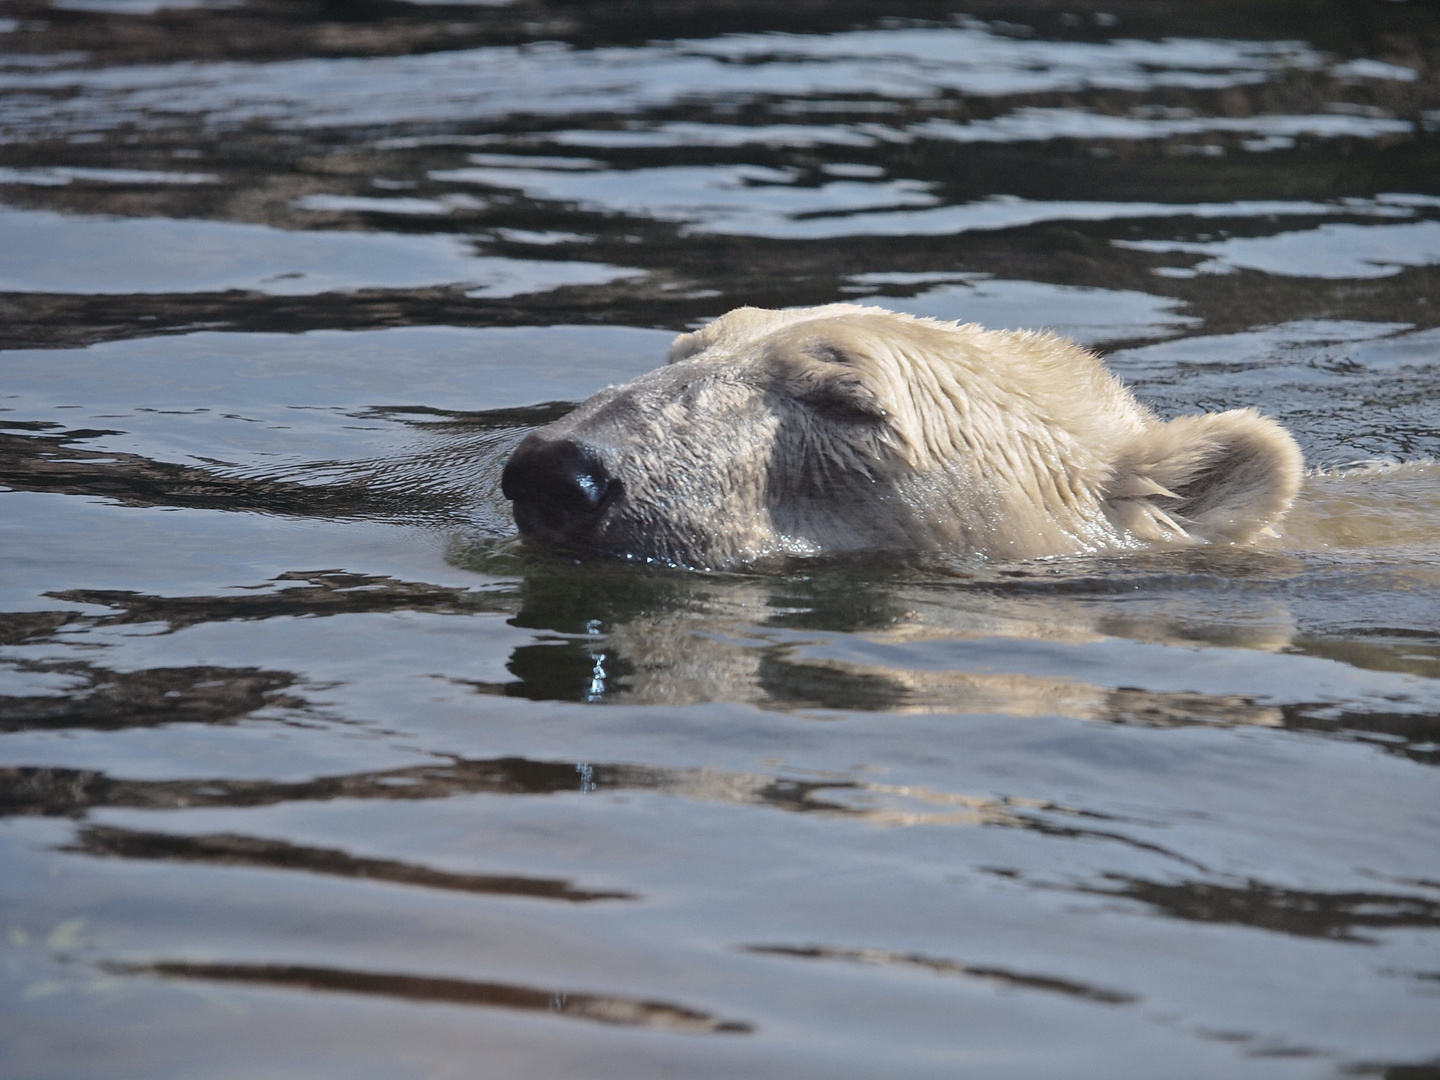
left=501, top=304, right=1303, bottom=569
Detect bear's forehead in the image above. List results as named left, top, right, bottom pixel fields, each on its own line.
left=670, top=303, right=899, bottom=363
left=659, top=306, right=1154, bottom=450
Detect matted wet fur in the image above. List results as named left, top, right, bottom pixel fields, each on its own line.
left=502, top=304, right=1303, bottom=568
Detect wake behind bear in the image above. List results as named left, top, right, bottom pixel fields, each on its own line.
left=501, top=304, right=1303, bottom=569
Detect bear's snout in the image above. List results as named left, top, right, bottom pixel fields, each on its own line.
left=502, top=434, right=624, bottom=547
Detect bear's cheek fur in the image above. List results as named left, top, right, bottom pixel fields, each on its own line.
left=589, top=392, right=917, bottom=566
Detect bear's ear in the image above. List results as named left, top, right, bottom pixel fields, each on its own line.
left=1113, top=409, right=1303, bottom=543
left=667, top=327, right=710, bottom=363
left=668, top=305, right=813, bottom=363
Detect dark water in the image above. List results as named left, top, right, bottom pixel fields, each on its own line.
left=3, top=3, right=1440, bottom=1077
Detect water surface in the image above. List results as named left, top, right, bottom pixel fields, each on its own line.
left=2, top=2, right=1439, bottom=1078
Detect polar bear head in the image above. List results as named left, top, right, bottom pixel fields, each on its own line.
left=501, top=304, right=1303, bottom=569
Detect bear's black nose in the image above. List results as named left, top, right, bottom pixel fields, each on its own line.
left=501, top=435, right=622, bottom=542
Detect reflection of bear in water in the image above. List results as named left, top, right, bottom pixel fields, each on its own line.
left=503, top=304, right=1303, bottom=568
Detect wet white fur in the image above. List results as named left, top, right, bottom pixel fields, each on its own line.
left=662, top=304, right=1303, bottom=562
left=523, top=303, right=1303, bottom=567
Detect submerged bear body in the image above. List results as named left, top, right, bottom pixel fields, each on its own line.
left=501, top=304, right=1303, bottom=569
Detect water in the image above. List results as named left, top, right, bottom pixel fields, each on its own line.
left=2, top=3, right=1438, bottom=1077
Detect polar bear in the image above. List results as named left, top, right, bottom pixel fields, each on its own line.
left=501, top=304, right=1303, bottom=569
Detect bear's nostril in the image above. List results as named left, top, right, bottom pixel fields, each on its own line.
left=501, top=437, right=621, bottom=534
